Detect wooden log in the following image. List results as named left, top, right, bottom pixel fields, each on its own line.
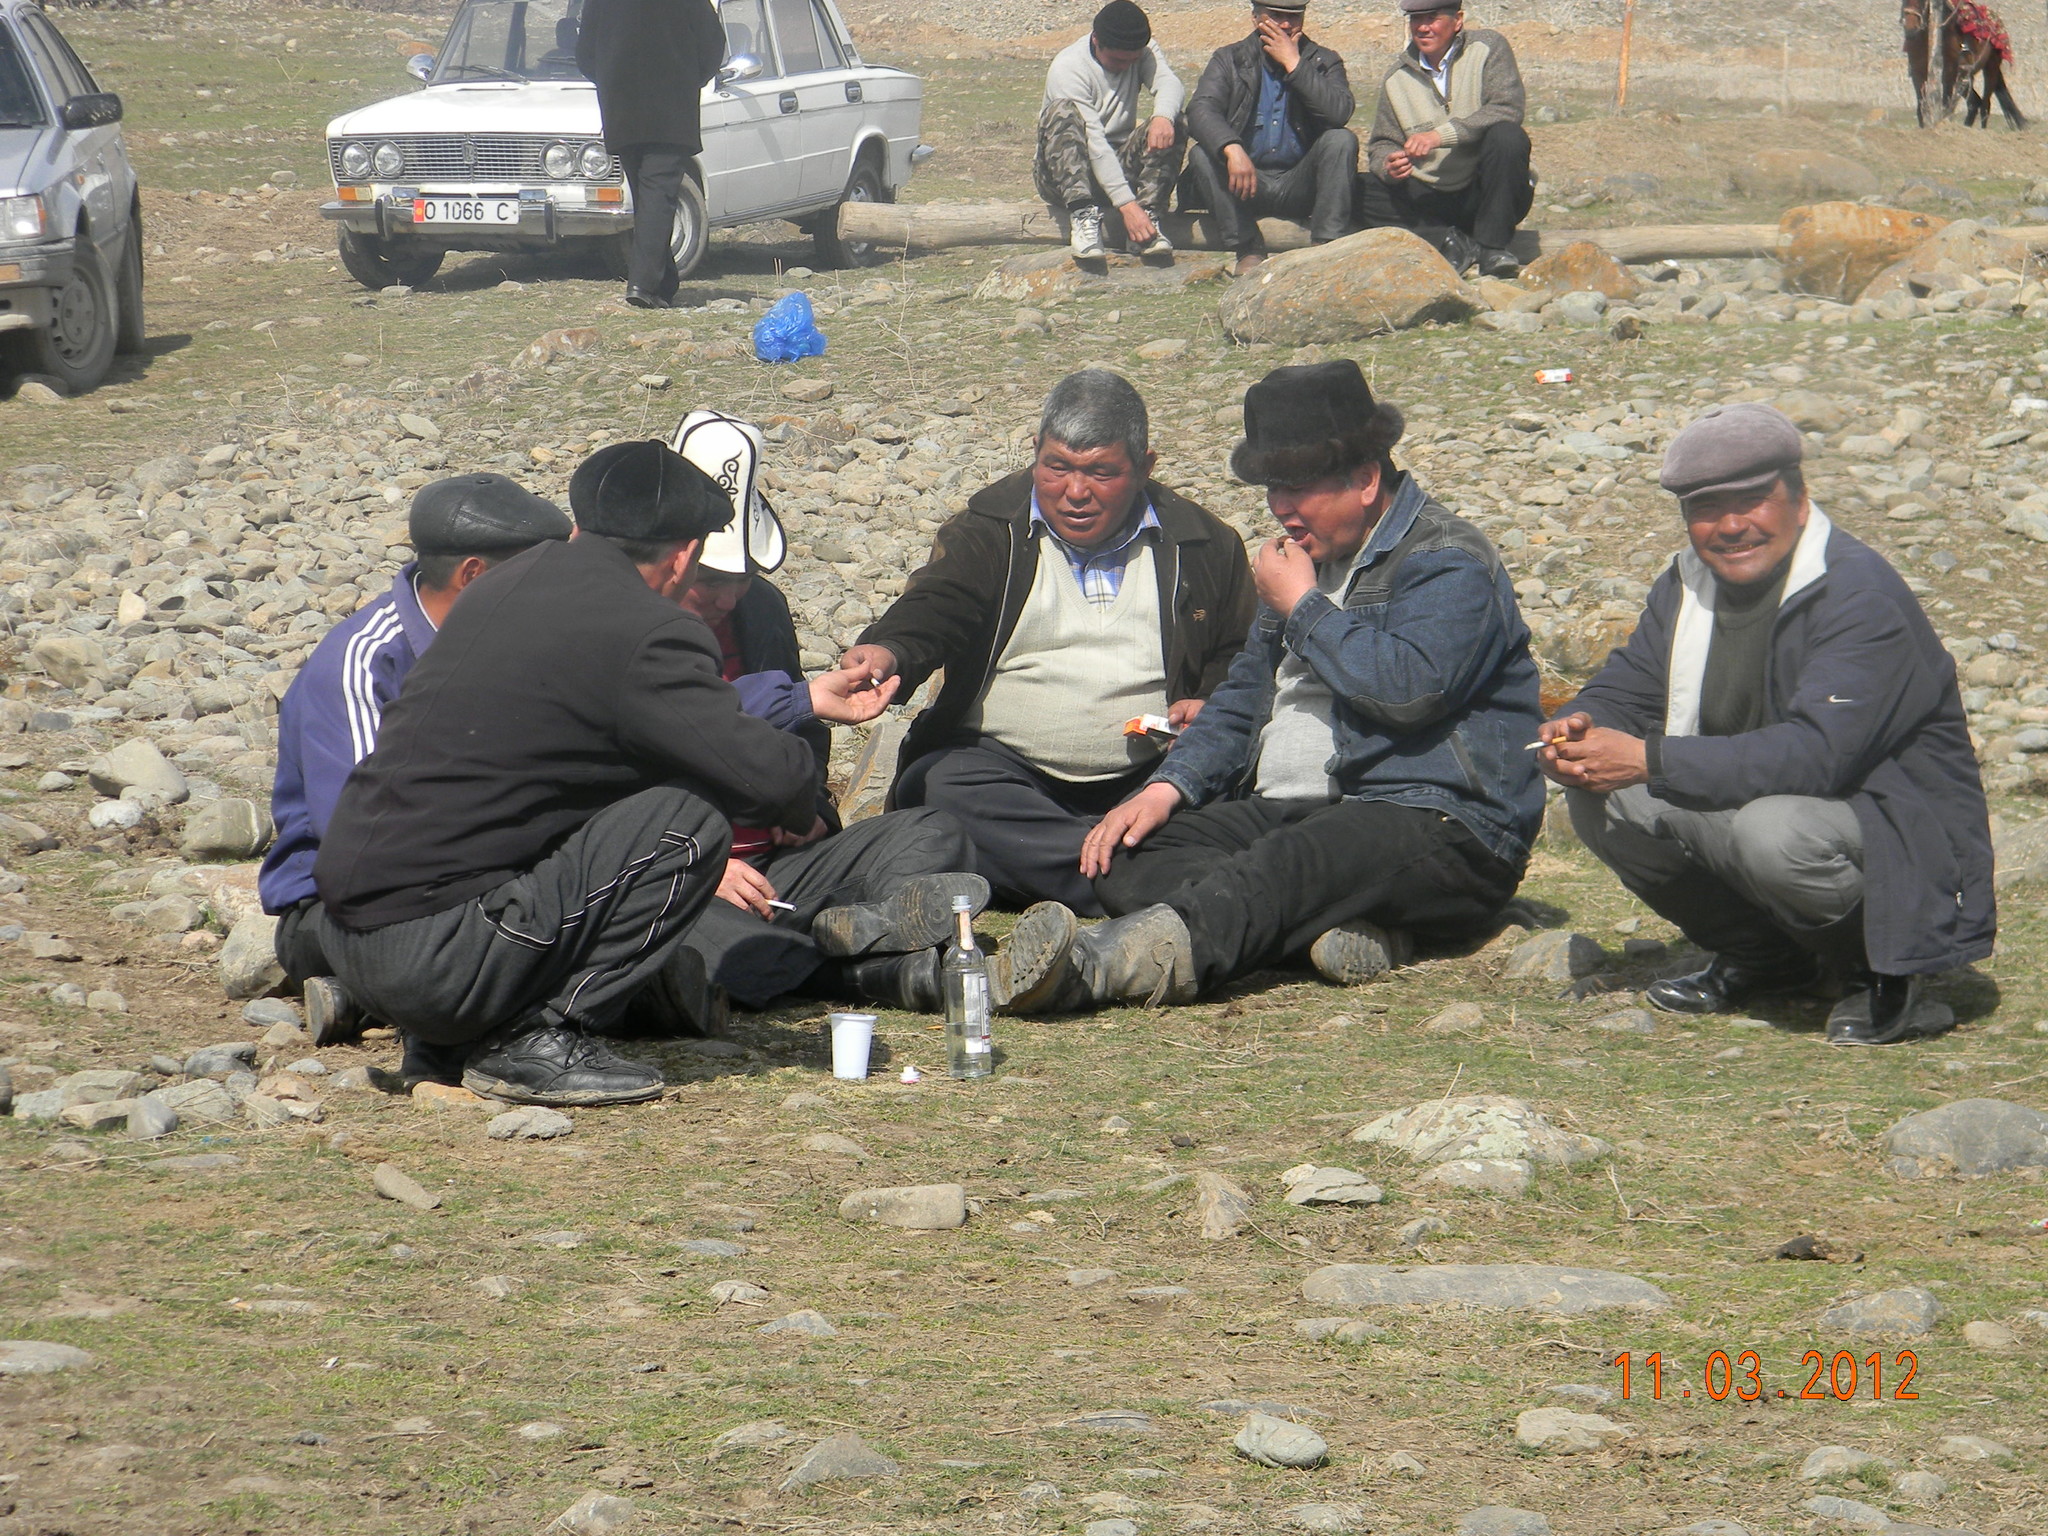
left=837, top=200, right=1780, bottom=262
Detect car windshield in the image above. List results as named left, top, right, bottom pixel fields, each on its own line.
left=432, top=0, right=590, bottom=83
left=0, top=24, right=49, bottom=127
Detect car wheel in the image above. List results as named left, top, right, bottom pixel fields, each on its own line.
left=602, top=175, right=708, bottom=285
left=813, top=154, right=891, bottom=270
left=18, top=238, right=117, bottom=395
left=336, top=228, right=444, bottom=290
left=115, top=214, right=146, bottom=355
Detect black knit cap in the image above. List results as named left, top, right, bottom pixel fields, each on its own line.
left=568, top=440, right=734, bottom=544
left=1232, top=359, right=1406, bottom=487
left=408, top=473, right=571, bottom=556
left=1093, top=0, right=1151, bottom=49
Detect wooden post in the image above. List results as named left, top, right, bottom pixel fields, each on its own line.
left=1615, top=0, right=1636, bottom=110
left=1781, top=35, right=1791, bottom=114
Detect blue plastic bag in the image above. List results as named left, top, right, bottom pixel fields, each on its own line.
left=752, top=291, right=828, bottom=363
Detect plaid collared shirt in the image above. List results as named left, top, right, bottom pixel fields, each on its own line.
left=1029, top=496, right=1161, bottom=607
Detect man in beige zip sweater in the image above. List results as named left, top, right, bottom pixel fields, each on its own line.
left=1358, top=0, right=1532, bottom=279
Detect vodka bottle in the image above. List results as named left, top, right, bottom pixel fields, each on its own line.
left=942, top=894, right=993, bottom=1079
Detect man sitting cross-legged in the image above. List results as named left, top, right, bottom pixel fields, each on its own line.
left=840, top=369, right=1256, bottom=917
left=1540, top=403, right=1994, bottom=1046
left=987, top=360, right=1543, bottom=1013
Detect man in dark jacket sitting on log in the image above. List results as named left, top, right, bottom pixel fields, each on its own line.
left=1541, top=404, right=1995, bottom=1046
left=840, top=370, right=1256, bottom=916
left=1186, top=0, right=1358, bottom=277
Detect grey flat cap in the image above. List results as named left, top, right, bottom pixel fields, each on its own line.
left=409, top=473, right=571, bottom=555
left=1659, top=403, right=1804, bottom=507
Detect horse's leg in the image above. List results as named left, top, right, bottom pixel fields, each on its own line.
left=1907, top=29, right=1933, bottom=124
left=1991, top=57, right=2028, bottom=129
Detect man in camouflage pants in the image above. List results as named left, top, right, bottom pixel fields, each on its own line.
left=1033, top=0, right=1186, bottom=261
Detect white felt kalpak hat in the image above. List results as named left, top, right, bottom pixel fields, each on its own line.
left=669, top=408, right=787, bottom=574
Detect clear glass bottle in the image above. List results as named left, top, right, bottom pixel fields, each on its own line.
left=942, top=894, right=993, bottom=1079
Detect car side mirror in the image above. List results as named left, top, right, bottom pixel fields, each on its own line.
left=716, top=53, right=763, bottom=86
left=406, top=52, right=436, bottom=81
left=59, top=92, right=121, bottom=129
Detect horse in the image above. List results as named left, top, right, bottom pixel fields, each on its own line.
left=1904, top=0, right=2026, bottom=128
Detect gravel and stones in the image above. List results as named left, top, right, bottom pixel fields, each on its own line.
left=1349, top=1096, right=1611, bottom=1165
left=837, top=1183, right=966, bottom=1229
left=1817, top=1287, right=1943, bottom=1336
left=1513, top=1407, right=1634, bottom=1452
left=1279, top=1163, right=1384, bottom=1205
left=1881, top=1098, right=2048, bottom=1177
left=0, top=1340, right=95, bottom=1374
left=1232, top=1412, right=1328, bottom=1469
left=1301, top=1263, right=1672, bottom=1315
left=779, top=1433, right=900, bottom=1490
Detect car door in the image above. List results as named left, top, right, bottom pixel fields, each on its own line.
left=765, top=0, right=855, bottom=205
left=697, top=0, right=801, bottom=222
left=16, top=11, right=120, bottom=249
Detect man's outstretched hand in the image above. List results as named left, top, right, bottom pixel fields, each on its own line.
left=1537, top=711, right=1651, bottom=793
left=837, top=642, right=900, bottom=688
left=1079, top=780, right=1183, bottom=879
left=809, top=666, right=901, bottom=723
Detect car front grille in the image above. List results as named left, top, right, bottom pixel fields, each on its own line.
left=327, top=134, right=622, bottom=183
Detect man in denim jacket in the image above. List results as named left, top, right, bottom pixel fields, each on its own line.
left=988, top=359, right=1542, bottom=1012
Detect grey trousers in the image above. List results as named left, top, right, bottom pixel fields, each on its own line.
left=686, top=806, right=973, bottom=1008
left=1567, top=785, right=1864, bottom=935
left=308, top=785, right=729, bottom=1046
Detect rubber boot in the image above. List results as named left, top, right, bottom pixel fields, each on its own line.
left=994, top=903, right=1197, bottom=1015
left=811, top=874, right=991, bottom=958
left=814, top=949, right=944, bottom=1014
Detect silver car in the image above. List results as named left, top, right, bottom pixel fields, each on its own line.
left=0, top=0, right=142, bottom=395
left=321, top=0, right=927, bottom=289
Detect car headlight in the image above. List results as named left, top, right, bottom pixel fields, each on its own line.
left=543, top=143, right=575, bottom=179
left=0, top=193, right=45, bottom=242
left=578, top=142, right=611, bottom=179
left=339, top=142, right=372, bottom=180
left=372, top=141, right=405, bottom=179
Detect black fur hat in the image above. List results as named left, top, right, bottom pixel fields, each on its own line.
left=1230, top=360, right=1405, bottom=487
left=569, top=440, right=733, bottom=544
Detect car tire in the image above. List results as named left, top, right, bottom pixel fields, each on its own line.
left=602, top=174, right=708, bottom=286
left=16, top=237, right=117, bottom=395
left=115, top=214, right=146, bottom=355
left=812, top=153, right=891, bottom=270
left=336, top=228, right=444, bottom=290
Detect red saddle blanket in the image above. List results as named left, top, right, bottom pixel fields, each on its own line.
left=1954, top=0, right=2014, bottom=66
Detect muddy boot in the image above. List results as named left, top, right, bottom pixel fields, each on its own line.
left=989, top=901, right=1080, bottom=1014
left=303, top=976, right=362, bottom=1047
left=994, top=902, right=1197, bottom=1015
left=811, top=873, right=991, bottom=958
left=827, top=949, right=945, bottom=1013
left=1308, top=921, right=1412, bottom=986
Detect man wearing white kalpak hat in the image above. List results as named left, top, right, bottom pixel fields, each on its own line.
left=666, top=412, right=989, bottom=1015
left=1539, top=404, right=1994, bottom=1046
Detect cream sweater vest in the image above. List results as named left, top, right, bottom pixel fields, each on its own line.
left=968, top=542, right=1170, bottom=781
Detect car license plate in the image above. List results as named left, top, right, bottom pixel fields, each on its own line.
left=412, top=196, right=519, bottom=226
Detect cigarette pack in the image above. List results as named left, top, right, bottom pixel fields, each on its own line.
left=1123, top=713, right=1181, bottom=739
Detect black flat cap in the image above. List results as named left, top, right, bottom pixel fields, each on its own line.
left=1660, top=403, right=1804, bottom=509
left=409, top=473, right=571, bottom=556
left=569, top=440, right=734, bottom=544
left=1398, top=0, right=1460, bottom=14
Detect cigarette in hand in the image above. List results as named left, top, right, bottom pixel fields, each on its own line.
left=766, top=899, right=796, bottom=911
left=1524, top=740, right=1547, bottom=750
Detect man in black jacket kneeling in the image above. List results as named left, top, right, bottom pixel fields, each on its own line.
left=309, top=441, right=819, bottom=1106
left=1541, top=404, right=1995, bottom=1046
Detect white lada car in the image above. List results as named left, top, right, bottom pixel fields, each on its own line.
left=321, top=0, right=925, bottom=289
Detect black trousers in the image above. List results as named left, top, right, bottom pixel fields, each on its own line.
left=617, top=141, right=687, bottom=297
left=1094, top=795, right=1521, bottom=991
left=1353, top=122, right=1534, bottom=251
left=273, top=900, right=332, bottom=986
left=306, top=786, right=728, bottom=1045
left=895, top=736, right=1155, bottom=917
left=684, top=807, right=974, bottom=1008
left=1185, top=128, right=1358, bottom=253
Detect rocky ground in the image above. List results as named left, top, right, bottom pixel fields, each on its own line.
left=1, top=4, right=2046, bottom=1536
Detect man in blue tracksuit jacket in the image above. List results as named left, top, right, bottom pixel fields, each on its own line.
left=260, top=475, right=573, bottom=1038
left=1540, top=403, right=1994, bottom=1046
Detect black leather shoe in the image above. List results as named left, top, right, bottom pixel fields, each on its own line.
left=1476, top=245, right=1522, bottom=279
left=812, top=873, right=991, bottom=958
left=623, top=287, right=670, bottom=309
left=1436, top=228, right=1480, bottom=276
left=303, top=976, right=361, bottom=1047
left=397, top=1035, right=469, bottom=1089
left=462, top=1024, right=664, bottom=1105
left=839, top=949, right=945, bottom=1013
left=1826, top=974, right=1954, bottom=1046
left=1643, top=952, right=1818, bottom=1015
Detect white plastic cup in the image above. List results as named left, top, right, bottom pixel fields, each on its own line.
left=828, top=1011, right=876, bottom=1080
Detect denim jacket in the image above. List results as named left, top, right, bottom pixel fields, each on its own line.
left=1151, top=473, right=1544, bottom=868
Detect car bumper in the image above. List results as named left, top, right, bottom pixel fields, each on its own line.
left=0, top=244, right=72, bottom=328
left=321, top=191, right=632, bottom=242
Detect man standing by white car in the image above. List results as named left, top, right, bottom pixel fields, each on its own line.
left=577, top=0, right=726, bottom=307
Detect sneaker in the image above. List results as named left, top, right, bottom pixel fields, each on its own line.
left=397, top=1034, right=469, bottom=1090
left=1308, top=921, right=1412, bottom=986
left=303, top=976, right=361, bottom=1047
left=1134, top=229, right=1174, bottom=262
left=462, top=1023, right=665, bottom=1106
left=812, top=873, right=990, bottom=959
left=1826, top=974, right=1955, bottom=1046
left=1476, top=245, right=1522, bottom=279
left=1068, top=205, right=1106, bottom=260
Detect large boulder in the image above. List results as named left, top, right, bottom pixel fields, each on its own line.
left=1777, top=203, right=1948, bottom=304
left=1519, top=240, right=1641, bottom=302
left=1219, top=228, right=1481, bottom=344
left=1881, top=1099, right=2048, bottom=1178
left=1738, top=150, right=1880, bottom=201
left=1858, top=219, right=2030, bottom=302
left=1349, top=1094, right=1610, bottom=1166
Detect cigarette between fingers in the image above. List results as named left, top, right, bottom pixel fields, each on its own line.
left=766, top=899, right=796, bottom=911
left=1524, top=740, right=1547, bottom=750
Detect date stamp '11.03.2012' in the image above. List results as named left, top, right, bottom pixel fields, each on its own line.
left=1615, top=1349, right=1922, bottom=1403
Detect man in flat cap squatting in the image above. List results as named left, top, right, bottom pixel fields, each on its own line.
left=260, top=475, right=570, bottom=1060
left=1540, top=404, right=1994, bottom=1046
left=305, top=441, right=820, bottom=1108
left=983, top=360, right=1543, bottom=1014
left=1358, top=0, right=1531, bottom=279
left=1186, top=0, right=1358, bottom=277
left=1036, top=1, right=1186, bottom=262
